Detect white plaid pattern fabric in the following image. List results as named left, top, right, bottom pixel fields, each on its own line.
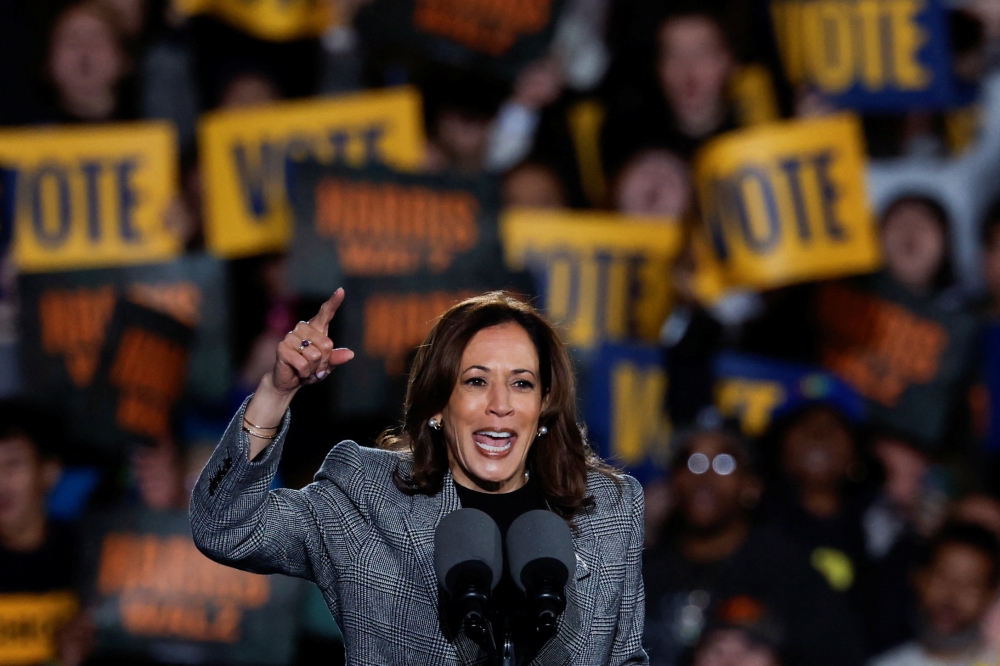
left=190, top=398, right=648, bottom=665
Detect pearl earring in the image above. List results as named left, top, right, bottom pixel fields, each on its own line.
left=537, top=426, right=548, bottom=436
left=428, top=417, right=442, bottom=430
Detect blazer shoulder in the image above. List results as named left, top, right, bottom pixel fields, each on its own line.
left=585, top=469, right=642, bottom=518
left=314, top=440, right=410, bottom=487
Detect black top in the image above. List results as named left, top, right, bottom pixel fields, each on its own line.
left=643, top=523, right=866, bottom=666
left=454, top=475, right=546, bottom=652
left=0, top=520, right=79, bottom=593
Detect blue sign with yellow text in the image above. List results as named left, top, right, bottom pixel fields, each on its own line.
left=771, top=0, right=975, bottom=110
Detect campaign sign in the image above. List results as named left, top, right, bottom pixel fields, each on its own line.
left=85, top=300, right=193, bottom=447
left=200, top=88, right=426, bottom=259
left=816, top=278, right=978, bottom=446
left=332, top=277, right=505, bottom=416
left=0, top=122, right=180, bottom=272
left=501, top=210, right=682, bottom=350
left=287, top=162, right=506, bottom=296
left=582, top=343, right=671, bottom=484
left=84, top=510, right=302, bottom=665
left=173, top=0, right=330, bottom=41
left=18, top=254, right=230, bottom=408
left=358, top=0, right=563, bottom=79
left=771, top=0, right=974, bottom=111
left=695, top=114, right=881, bottom=291
left=0, top=592, right=78, bottom=665
left=713, top=352, right=866, bottom=437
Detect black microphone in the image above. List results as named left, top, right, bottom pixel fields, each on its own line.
left=434, top=508, right=504, bottom=640
left=506, top=510, right=576, bottom=639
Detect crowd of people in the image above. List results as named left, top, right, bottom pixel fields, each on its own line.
left=7, top=0, right=1000, bottom=665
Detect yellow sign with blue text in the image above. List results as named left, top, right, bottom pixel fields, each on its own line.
left=0, top=591, right=78, bottom=665
left=173, top=0, right=331, bottom=41
left=0, top=122, right=180, bottom=273
left=200, top=87, right=426, bottom=259
left=695, top=113, right=880, bottom=291
left=770, top=0, right=967, bottom=110
left=501, top=210, right=683, bottom=349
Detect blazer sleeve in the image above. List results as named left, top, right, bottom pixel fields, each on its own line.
left=188, top=396, right=359, bottom=591
left=609, top=475, right=649, bottom=665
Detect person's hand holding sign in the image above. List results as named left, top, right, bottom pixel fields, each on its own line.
left=244, top=288, right=354, bottom=459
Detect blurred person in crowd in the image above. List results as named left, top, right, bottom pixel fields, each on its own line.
left=131, top=437, right=187, bottom=512
left=763, top=404, right=872, bottom=609
left=950, top=495, right=1000, bottom=654
left=643, top=414, right=865, bottom=666
left=614, top=147, right=692, bottom=219
left=214, top=61, right=283, bottom=109
left=685, top=595, right=785, bottom=666
left=0, top=400, right=92, bottom=665
left=601, top=3, right=736, bottom=177
left=880, top=197, right=958, bottom=298
left=501, top=160, right=568, bottom=209
left=423, top=68, right=507, bottom=173
left=43, top=0, right=134, bottom=123
left=869, top=522, right=1000, bottom=666
left=980, top=201, right=1000, bottom=317
left=0, top=400, right=72, bottom=590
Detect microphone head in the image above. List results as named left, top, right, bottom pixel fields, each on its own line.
left=506, top=510, right=576, bottom=592
left=434, top=508, right=504, bottom=590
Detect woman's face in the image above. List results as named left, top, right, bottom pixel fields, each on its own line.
left=439, top=323, right=545, bottom=493
left=880, top=202, right=947, bottom=293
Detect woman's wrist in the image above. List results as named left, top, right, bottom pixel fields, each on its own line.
left=244, top=374, right=295, bottom=459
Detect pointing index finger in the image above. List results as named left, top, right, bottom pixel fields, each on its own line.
left=308, top=288, right=344, bottom=334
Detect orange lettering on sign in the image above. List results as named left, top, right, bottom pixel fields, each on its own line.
left=413, top=0, right=552, bottom=56
left=817, top=284, right=949, bottom=406
left=363, top=291, right=475, bottom=373
left=97, top=533, right=271, bottom=644
left=38, top=286, right=116, bottom=387
left=127, top=282, right=203, bottom=327
left=108, top=328, right=189, bottom=437
left=314, top=180, right=480, bottom=276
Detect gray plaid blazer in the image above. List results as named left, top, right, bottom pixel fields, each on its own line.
left=190, top=398, right=648, bottom=665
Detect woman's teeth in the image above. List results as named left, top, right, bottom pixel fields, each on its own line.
left=473, top=431, right=514, bottom=454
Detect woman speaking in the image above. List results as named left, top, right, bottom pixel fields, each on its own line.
left=190, top=289, right=647, bottom=665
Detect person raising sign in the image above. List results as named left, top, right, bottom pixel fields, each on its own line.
left=189, top=290, right=647, bottom=665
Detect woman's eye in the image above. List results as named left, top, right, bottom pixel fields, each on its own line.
left=513, top=380, right=535, bottom=390
left=465, top=377, right=487, bottom=387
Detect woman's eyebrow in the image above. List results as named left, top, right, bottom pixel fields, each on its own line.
left=462, top=365, right=491, bottom=374
left=511, top=369, right=538, bottom=379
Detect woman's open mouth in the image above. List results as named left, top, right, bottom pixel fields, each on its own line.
left=472, top=430, right=516, bottom=458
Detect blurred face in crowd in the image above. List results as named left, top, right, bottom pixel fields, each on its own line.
left=218, top=72, right=281, bottom=109
left=880, top=200, right=948, bottom=294
left=97, top=0, right=146, bottom=38
left=48, top=3, right=127, bottom=121
left=874, top=437, right=929, bottom=514
left=132, top=439, right=185, bottom=511
left=0, top=436, right=59, bottom=550
left=657, top=15, right=734, bottom=137
left=982, top=227, right=1000, bottom=303
left=438, top=323, right=547, bottom=493
left=917, top=543, right=997, bottom=638
left=953, top=495, right=1000, bottom=538
left=435, top=110, right=491, bottom=173
left=694, top=629, right=781, bottom=666
left=615, top=149, right=692, bottom=218
left=781, top=407, right=854, bottom=495
left=673, top=432, right=758, bottom=534
left=502, top=163, right=567, bottom=209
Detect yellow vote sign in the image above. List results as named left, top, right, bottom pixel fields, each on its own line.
left=173, top=0, right=330, bottom=41
left=0, top=591, right=79, bottom=665
left=0, top=122, right=180, bottom=273
left=501, top=210, right=683, bottom=349
left=694, top=113, right=880, bottom=291
left=201, top=87, right=426, bottom=259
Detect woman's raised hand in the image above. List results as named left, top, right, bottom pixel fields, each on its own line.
left=272, top=288, right=355, bottom=394
left=244, top=289, right=353, bottom=459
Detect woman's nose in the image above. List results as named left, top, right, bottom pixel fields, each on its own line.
left=486, top=384, right=514, bottom=417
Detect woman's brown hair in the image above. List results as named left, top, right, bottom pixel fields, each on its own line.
left=378, top=291, right=619, bottom=518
